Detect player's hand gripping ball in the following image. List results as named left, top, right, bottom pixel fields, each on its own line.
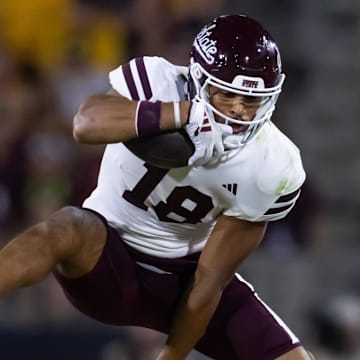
left=124, top=98, right=232, bottom=169
left=185, top=97, right=228, bottom=167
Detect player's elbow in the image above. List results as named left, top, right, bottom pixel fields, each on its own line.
left=73, top=98, right=99, bottom=143
left=194, top=265, right=228, bottom=298
left=73, top=111, right=93, bottom=143
left=188, top=269, right=224, bottom=318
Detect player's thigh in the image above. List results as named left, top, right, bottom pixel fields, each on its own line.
left=195, top=274, right=301, bottom=360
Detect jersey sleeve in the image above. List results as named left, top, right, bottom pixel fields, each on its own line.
left=257, top=182, right=303, bottom=221
left=108, top=56, right=187, bottom=102
left=255, top=128, right=306, bottom=222
left=222, top=123, right=306, bottom=222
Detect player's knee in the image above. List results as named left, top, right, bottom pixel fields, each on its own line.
left=276, top=346, right=315, bottom=359
left=53, top=206, right=86, bottom=223
left=306, top=350, right=315, bottom=359
left=43, top=206, right=88, bottom=237
left=48, top=206, right=104, bottom=238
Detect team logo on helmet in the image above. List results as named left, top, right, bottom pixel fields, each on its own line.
left=242, top=79, right=259, bottom=88
left=193, top=24, right=218, bottom=65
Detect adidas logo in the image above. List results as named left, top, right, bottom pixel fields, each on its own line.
left=222, top=183, right=238, bottom=195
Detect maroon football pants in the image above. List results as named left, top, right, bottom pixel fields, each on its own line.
left=54, top=210, right=300, bottom=360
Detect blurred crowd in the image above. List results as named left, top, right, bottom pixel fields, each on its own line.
left=0, top=0, right=228, bottom=235
left=1, top=0, right=360, bottom=359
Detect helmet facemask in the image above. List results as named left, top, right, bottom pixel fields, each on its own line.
left=189, top=61, right=285, bottom=149
left=189, top=14, right=285, bottom=149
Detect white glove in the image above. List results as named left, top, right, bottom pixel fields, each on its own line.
left=185, top=98, right=231, bottom=167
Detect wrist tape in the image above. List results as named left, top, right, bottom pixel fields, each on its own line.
left=135, top=100, right=161, bottom=137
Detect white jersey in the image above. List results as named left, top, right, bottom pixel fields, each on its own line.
left=83, top=56, right=306, bottom=258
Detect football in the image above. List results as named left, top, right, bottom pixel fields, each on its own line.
left=123, top=129, right=194, bottom=168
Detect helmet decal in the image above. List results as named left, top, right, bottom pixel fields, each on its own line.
left=193, top=24, right=218, bottom=65
left=241, top=79, right=260, bottom=89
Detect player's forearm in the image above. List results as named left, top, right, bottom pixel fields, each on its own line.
left=157, top=272, right=223, bottom=360
left=73, top=93, right=191, bottom=144
left=73, top=94, right=138, bottom=144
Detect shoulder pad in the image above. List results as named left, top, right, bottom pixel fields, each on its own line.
left=109, top=56, right=187, bottom=102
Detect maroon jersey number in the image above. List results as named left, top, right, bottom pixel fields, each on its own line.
left=122, top=164, right=214, bottom=224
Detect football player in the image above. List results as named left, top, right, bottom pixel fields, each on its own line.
left=0, top=15, right=312, bottom=359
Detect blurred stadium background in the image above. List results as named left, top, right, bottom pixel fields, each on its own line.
left=0, top=0, right=360, bottom=359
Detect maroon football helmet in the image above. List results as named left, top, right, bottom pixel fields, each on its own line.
left=189, top=14, right=285, bottom=147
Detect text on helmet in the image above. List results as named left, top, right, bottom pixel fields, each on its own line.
left=194, top=24, right=218, bottom=65
left=242, top=79, right=259, bottom=88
